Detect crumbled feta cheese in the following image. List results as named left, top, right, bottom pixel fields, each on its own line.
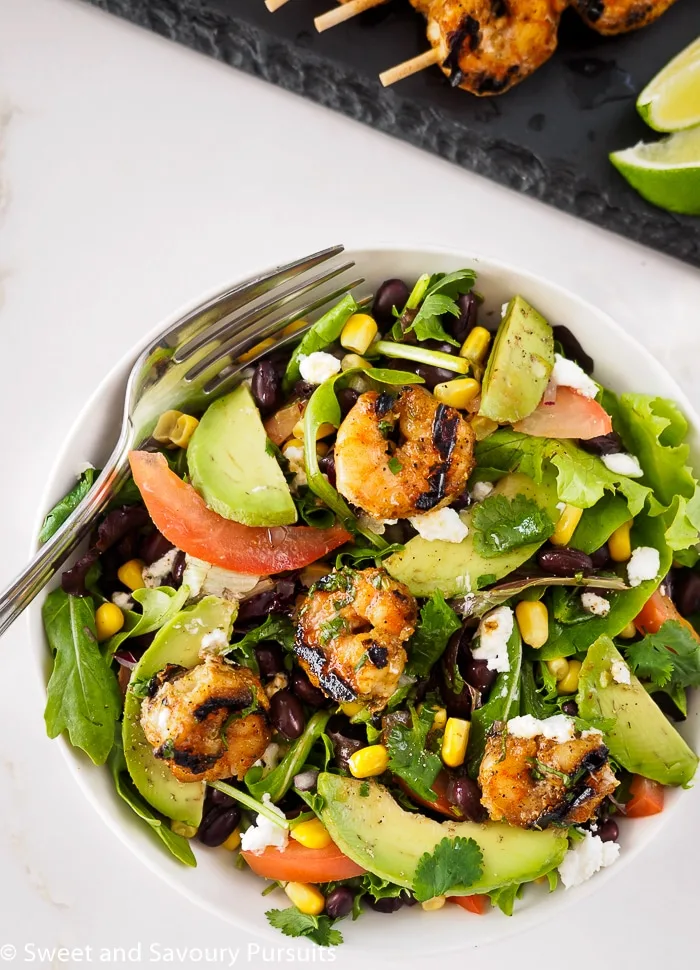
left=558, top=832, right=620, bottom=889
left=200, top=628, right=229, bottom=656
left=143, top=549, right=178, bottom=588
left=581, top=591, right=610, bottom=617
left=409, top=506, right=469, bottom=544
left=556, top=501, right=566, bottom=514
left=627, top=545, right=660, bottom=587
left=601, top=452, right=643, bottom=478
left=507, top=714, right=575, bottom=743
left=284, top=444, right=307, bottom=489
left=581, top=728, right=604, bottom=739
left=298, top=351, right=341, bottom=385
left=239, top=794, right=289, bottom=855
left=611, top=659, right=631, bottom=684
left=473, top=606, right=513, bottom=673
left=264, top=672, right=289, bottom=699
left=111, top=592, right=133, bottom=611
left=471, top=481, right=494, bottom=503
left=183, top=555, right=261, bottom=602
left=550, top=353, right=598, bottom=399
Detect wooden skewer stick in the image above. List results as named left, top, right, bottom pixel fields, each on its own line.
left=265, top=0, right=291, bottom=11
left=315, top=0, right=386, bottom=33
left=379, top=49, right=441, bottom=87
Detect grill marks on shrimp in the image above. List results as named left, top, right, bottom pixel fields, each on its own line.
left=416, top=404, right=460, bottom=511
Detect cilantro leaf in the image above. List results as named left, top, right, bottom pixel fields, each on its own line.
left=265, top=908, right=343, bottom=947
left=406, top=591, right=462, bottom=679
left=413, top=836, right=483, bottom=902
left=406, top=293, right=460, bottom=345
left=472, top=493, right=554, bottom=556
left=386, top=705, right=442, bottom=802
left=624, top=620, right=700, bottom=691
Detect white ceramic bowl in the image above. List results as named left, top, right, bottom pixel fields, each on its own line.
left=27, top=246, right=700, bottom=954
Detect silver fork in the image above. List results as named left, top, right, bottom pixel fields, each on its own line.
left=0, top=245, right=363, bottom=638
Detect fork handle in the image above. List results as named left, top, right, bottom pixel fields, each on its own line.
left=0, top=448, right=131, bottom=638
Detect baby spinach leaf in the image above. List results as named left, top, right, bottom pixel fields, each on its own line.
left=467, top=622, right=522, bottom=778
left=103, top=584, right=191, bottom=660
left=246, top=711, right=331, bottom=803
left=283, top=293, right=358, bottom=393
left=406, top=591, right=462, bottom=679
left=43, top=589, right=121, bottom=765
left=39, top=468, right=97, bottom=543
left=386, top=705, right=441, bottom=802
left=570, top=494, right=631, bottom=555
left=413, top=836, right=483, bottom=902
left=472, top=493, right=554, bottom=556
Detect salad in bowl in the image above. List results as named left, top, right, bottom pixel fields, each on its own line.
left=39, top=260, right=700, bottom=948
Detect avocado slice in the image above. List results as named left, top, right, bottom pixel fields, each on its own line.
left=577, top=635, right=698, bottom=787
left=479, top=296, right=554, bottom=424
left=317, top=774, right=567, bottom=893
left=385, top=472, right=558, bottom=597
left=187, top=384, right=297, bottom=527
left=123, top=596, right=238, bottom=826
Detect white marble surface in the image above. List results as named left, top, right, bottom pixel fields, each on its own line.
left=0, top=0, right=699, bottom=967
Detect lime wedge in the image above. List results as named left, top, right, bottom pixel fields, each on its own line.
left=637, top=37, right=700, bottom=132
left=610, top=127, right=700, bottom=215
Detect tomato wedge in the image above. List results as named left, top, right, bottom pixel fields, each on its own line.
left=129, top=451, right=350, bottom=574
left=241, top=838, right=365, bottom=883
left=634, top=589, right=700, bottom=640
left=396, top=771, right=461, bottom=820
left=449, top=895, right=489, bottom=915
left=513, top=387, right=613, bottom=440
left=625, top=775, right=665, bottom=817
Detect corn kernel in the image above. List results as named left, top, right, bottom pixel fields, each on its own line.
left=95, top=602, right=125, bottom=642
left=348, top=744, right=389, bottom=778
left=341, top=353, right=371, bottom=372
left=222, top=828, right=241, bottom=851
left=284, top=882, right=326, bottom=916
left=433, top=377, right=481, bottom=410
left=281, top=318, right=308, bottom=337
left=547, top=657, right=569, bottom=682
left=340, top=313, right=379, bottom=355
left=515, top=600, right=549, bottom=650
left=170, top=413, right=199, bottom=449
left=459, top=327, right=491, bottom=365
left=340, top=701, right=364, bottom=718
left=117, top=558, right=146, bottom=591
left=441, top=718, right=470, bottom=768
left=470, top=415, right=498, bottom=441
left=171, top=820, right=198, bottom=839
left=421, top=896, right=447, bottom=912
left=153, top=409, right=184, bottom=445
left=432, top=707, right=447, bottom=730
left=618, top=621, right=637, bottom=639
left=609, top=520, right=633, bottom=562
left=551, top=505, right=583, bottom=547
left=316, top=442, right=330, bottom=458
left=557, top=659, right=582, bottom=695
left=290, top=818, right=332, bottom=850
left=292, top=419, right=336, bottom=441
left=238, top=337, right=276, bottom=364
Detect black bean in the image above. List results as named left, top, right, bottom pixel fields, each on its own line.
left=365, top=894, right=408, bottom=914
left=116, top=533, right=138, bottom=561
left=318, top=450, right=336, bottom=488
left=538, top=547, right=594, bottom=576
left=373, top=278, right=411, bottom=327
left=423, top=339, right=456, bottom=355
left=561, top=700, right=579, bottom=716
left=464, top=657, right=498, bottom=693
left=579, top=432, right=624, bottom=457
left=414, top=363, right=457, bottom=391
left=446, top=776, right=487, bottom=822
left=255, top=643, right=285, bottom=678
left=449, top=292, right=478, bottom=344
left=171, top=550, right=187, bottom=587
left=441, top=629, right=473, bottom=719
left=675, top=571, right=700, bottom=617
left=237, top=580, right=297, bottom=621
left=325, top=887, right=355, bottom=919
left=270, top=689, right=306, bottom=740
left=597, top=818, right=619, bottom=843
left=251, top=360, right=283, bottom=416
left=337, top=387, right=359, bottom=417
left=327, top=718, right=365, bottom=771
left=451, top=488, right=471, bottom=512
left=552, top=325, right=594, bottom=374
left=589, top=544, right=611, bottom=570
left=197, top=805, right=241, bottom=847
left=208, top=787, right=236, bottom=808
left=139, top=530, right=174, bottom=566
left=291, top=667, right=327, bottom=708
left=294, top=379, right=316, bottom=400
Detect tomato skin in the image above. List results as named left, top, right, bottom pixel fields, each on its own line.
left=449, top=895, right=489, bottom=915
left=242, top=839, right=365, bottom=883
left=396, top=771, right=461, bottom=820
left=634, top=589, right=700, bottom=640
left=513, top=387, right=613, bottom=440
left=626, top=776, right=665, bottom=817
left=128, top=451, right=350, bottom=574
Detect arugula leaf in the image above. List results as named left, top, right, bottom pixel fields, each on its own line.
left=39, top=468, right=96, bottom=543
left=454, top=574, right=627, bottom=620
left=520, top=662, right=559, bottom=719
left=43, top=589, right=121, bottom=765
left=246, top=711, right=331, bottom=802
left=467, top=621, right=522, bottom=777
left=103, top=584, right=191, bottom=660
left=406, top=591, right=461, bottom=679
left=625, top=620, right=700, bottom=691
left=294, top=487, right=336, bottom=529
left=472, top=493, right=554, bottom=556
left=386, top=705, right=441, bottom=802
left=488, top=883, right=523, bottom=916
left=413, top=836, right=483, bottom=902
left=108, top=733, right=196, bottom=866
left=266, top=908, right=343, bottom=947
left=228, top=614, right=295, bottom=674
left=282, top=293, right=358, bottom=393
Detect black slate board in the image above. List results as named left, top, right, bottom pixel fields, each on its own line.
left=86, top=0, right=700, bottom=267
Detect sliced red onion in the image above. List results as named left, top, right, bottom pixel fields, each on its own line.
left=542, top=380, right=557, bottom=405
left=293, top=769, right=319, bottom=791
left=114, top=650, right=139, bottom=670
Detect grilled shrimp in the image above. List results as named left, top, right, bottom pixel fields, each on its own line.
left=295, top=567, right=418, bottom=712
left=572, top=0, right=678, bottom=34
left=140, top=659, right=271, bottom=783
left=334, top=387, right=475, bottom=521
left=479, top=725, right=618, bottom=828
left=410, top=0, right=568, bottom=96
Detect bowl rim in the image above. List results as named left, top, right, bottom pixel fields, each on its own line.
left=25, top=242, right=700, bottom=954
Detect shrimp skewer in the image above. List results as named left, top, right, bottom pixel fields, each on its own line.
left=315, top=0, right=388, bottom=32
